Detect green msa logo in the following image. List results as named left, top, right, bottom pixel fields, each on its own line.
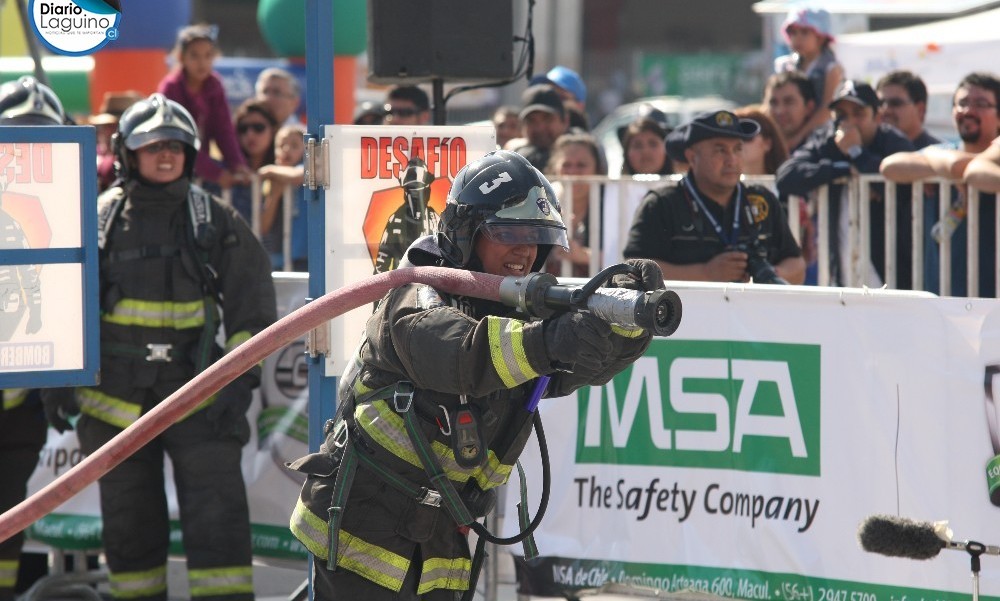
left=577, top=340, right=820, bottom=476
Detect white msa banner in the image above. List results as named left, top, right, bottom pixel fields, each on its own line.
left=505, top=284, right=1000, bottom=601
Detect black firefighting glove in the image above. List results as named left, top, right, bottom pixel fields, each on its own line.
left=610, top=258, right=665, bottom=292
left=25, top=308, right=42, bottom=334
left=41, top=388, right=79, bottom=433
left=206, top=374, right=254, bottom=435
left=543, top=312, right=613, bottom=372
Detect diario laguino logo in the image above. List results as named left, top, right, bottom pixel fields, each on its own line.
left=577, top=339, right=821, bottom=476
left=30, top=0, right=121, bottom=56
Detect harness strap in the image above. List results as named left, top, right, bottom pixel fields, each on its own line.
left=102, top=341, right=194, bottom=362
left=398, top=403, right=474, bottom=526
left=461, top=534, right=489, bottom=601
left=326, top=441, right=358, bottom=572
left=103, top=244, right=181, bottom=265
left=351, top=441, right=443, bottom=508
left=515, top=459, right=539, bottom=560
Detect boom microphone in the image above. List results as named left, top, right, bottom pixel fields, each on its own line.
left=857, top=515, right=946, bottom=559
left=858, top=515, right=1000, bottom=561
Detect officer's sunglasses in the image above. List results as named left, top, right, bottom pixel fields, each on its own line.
left=140, top=140, right=185, bottom=154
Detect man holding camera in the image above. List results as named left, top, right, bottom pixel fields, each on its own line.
left=624, top=110, right=805, bottom=284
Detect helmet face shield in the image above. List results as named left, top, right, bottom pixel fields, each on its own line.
left=1, top=113, right=62, bottom=126
left=480, top=223, right=569, bottom=250
left=126, top=127, right=198, bottom=153
left=479, top=184, right=568, bottom=250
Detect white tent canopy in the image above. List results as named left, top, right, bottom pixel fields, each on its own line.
left=836, top=7, right=1000, bottom=91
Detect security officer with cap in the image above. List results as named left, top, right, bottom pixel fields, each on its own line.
left=0, top=75, right=63, bottom=601
left=41, top=93, right=276, bottom=601
left=624, top=110, right=805, bottom=284
left=288, top=150, right=662, bottom=600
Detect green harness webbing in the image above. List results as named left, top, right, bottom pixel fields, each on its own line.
left=326, top=380, right=542, bottom=597
left=325, top=430, right=357, bottom=571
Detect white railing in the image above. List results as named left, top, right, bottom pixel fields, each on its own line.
left=219, top=175, right=296, bottom=272
left=547, top=173, right=996, bottom=297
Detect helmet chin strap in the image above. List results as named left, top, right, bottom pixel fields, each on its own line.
left=466, top=254, right=484, bottom=273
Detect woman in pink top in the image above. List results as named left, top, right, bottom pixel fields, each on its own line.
left=157, top=24, right=250, bottom=188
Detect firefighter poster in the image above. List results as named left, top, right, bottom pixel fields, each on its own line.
left=322, top=124, right=496, bottom=376
left=0, top=129, right=98, bottom=388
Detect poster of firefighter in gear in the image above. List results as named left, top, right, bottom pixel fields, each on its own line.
left=368, top=156, right=446, bottom=273
left=323, top=124, right=496, bottom=374
left=0, top=141, right=87, bottom=373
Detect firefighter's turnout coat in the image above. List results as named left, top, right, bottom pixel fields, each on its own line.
left=289, top=240, right=651, bottom=596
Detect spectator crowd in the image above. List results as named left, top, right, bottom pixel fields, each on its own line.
left=16, top=11, right=1000, bottom=295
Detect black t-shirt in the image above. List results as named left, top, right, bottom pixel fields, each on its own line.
left=623, top=177, right=802, bottom=273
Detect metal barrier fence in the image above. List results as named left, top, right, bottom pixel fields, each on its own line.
left=218, top=174, right=297, bottom=272
left=215, top=172, right=998, bottom=297
left=547, top=173, right=998, bottom=297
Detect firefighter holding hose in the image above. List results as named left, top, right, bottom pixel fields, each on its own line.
left=288, top=150, right=665, bottom=600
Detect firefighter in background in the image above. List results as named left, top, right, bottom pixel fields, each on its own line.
left=0, top=75, right=64, bottom=601
left=374, top=156, right=438, bottom=273
left=289, top=150, right=663, bottom=599
left=40, top=94, right=277, bottom=601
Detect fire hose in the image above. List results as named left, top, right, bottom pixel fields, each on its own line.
left=0, top=264, right=681, bottom=544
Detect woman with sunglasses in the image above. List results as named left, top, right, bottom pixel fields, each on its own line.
left=231, top=99, right=280, bottom=254
left=157, top=23, right=251, bottom=191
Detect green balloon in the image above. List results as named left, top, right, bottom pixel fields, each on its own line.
left=258, top=0, right=367, bottom=57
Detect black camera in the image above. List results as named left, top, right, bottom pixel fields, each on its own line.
left=733, top=241, right=788, bottom=285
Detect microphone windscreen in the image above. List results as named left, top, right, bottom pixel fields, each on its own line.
left=858, top=514, right=946, bottom=560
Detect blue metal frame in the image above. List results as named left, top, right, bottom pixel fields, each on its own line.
left=305, top=0, right=337, bottom=452
left=0, top=125, right=99, bottom=388
left=304, top=2, right=336, bottom=596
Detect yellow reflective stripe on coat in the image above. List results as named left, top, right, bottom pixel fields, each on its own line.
left=78, top=388, right=141, bottom=429
left=109, top=565, right=167, bottom=599
left=486, top=316, right=539, bottom=388
left=1, top=388, right=27, bottom=410
left=288, top=499, right=408, bottom=592
left=355, top=400, right=513, bottom=490
left=102, top=298, right=206, bottom=329
left=611, top=324, right=646, bottom=338
left=417, top=556, right=472, bottom=594
left=188, top=566, right=253, bottom=597
left=337, top=529, right=409, bottom=593
left=0, top=559, right=18, bottom=588
left=289, top=497, right=328, bottom=559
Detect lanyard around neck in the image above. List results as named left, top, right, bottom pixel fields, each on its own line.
left=682, top=174, right=743, bottom=247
